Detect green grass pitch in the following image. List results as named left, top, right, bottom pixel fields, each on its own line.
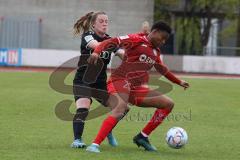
left=0, top=71, right=240, bottom=160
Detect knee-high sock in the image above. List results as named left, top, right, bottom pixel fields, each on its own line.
left=73, top=108, right=89, bottom=140
left=142, top=108, right=171, bottom=136
left=93, top=115, right=118, bottom=145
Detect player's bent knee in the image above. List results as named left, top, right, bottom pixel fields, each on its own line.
left=156, top=97, right=174, bottom=110
left=76, top=98, right=91, bottom=109
left=111, top=103, right=128, bottom=119
left=166, top=99, right=174, bottom=110
left=125, top=105, right=130, bottom=112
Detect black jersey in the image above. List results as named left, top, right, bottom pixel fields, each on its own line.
left=76, top=31, right=112, bottom=81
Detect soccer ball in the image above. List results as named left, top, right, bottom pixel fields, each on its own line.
left=166, top=127, right=188, bottom=149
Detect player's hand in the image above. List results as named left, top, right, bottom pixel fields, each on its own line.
left=87, top=53, right=99, bottom=65
left=180, top=80, right=190, bottom=90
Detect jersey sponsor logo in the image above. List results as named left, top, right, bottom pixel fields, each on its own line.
left=139, top=54, right=147, bottom=62
left=84, top=35, right=94, bottom=43
left=119, top=35, right=129, bottom=40
left=139, top=54, right=156, bottom=65
left=99, top=51, right=111, bottom=59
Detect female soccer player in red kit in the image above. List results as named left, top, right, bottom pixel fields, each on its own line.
left=86, top=21, right=190, bottom=153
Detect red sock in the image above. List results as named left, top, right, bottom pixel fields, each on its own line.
left=93, top=115, right=118, bottom=145
left=142, top=108, right=171, bottom=136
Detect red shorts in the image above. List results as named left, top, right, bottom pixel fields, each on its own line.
left=107, top=78, right=150, bottom=105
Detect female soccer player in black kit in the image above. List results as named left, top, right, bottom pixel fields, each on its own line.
left=71, top=11, right=124, bottom=148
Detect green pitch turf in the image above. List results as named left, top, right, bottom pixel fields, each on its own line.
left=0, top=71, right=240, bottom=160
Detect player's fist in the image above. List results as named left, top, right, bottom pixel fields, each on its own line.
left=87, top=53, right=99, bottom=65
left=180, top=80, right=190, bottom=90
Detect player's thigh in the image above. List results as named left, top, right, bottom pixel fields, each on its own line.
left=73, top=79, right=93, bottom=109
left=107, top=78, right=130, bottom=109
left=91, top=81, right=109, bottom=107
left=107, top=92, right=129, bottom=109
left=136, top=89, right=174, bottom=109
left=107, top=79, right=130, bottom=117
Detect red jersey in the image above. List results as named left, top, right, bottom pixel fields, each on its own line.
left=94, top=33, right=181, bottom=87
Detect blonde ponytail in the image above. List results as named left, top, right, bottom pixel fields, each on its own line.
left=73, top=12, right=94, bottom=36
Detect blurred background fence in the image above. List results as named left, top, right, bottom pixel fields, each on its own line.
left=0, top=0, right=240, bottom=74
left=0, top=17, right=41, bottom=48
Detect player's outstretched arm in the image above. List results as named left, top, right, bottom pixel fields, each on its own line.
left=88, top=34, right=140, bottom=64
left=165, top=71, right=190, bottom=90
left=87, top=37, right=120, bottom=64
left=154, top=61, right=190, bottom=90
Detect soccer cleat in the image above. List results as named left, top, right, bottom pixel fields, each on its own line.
left=107, top=132, right=118, bottom=147
left=71, top=139, right=86, bottom=148
left=86, top=144, right=100, bottom=153
left=133, top=134, right=157, bottom=151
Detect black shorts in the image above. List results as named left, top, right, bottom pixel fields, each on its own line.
left=73, top=78, right=109, bottom=106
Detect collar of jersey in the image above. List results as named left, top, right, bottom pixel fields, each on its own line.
left=142, top=35, right=160, bottom=52
left=89, top=29, right=109, bottom=39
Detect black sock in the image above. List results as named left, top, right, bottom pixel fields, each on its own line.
left=73, top=108, right=89, bottom=140
left=137, top=132, right=147, bottom=139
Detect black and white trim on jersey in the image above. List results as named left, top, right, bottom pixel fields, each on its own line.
left=84, top=35, right=95, bottom=49
left=80, top=31, right=112, bottom=65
